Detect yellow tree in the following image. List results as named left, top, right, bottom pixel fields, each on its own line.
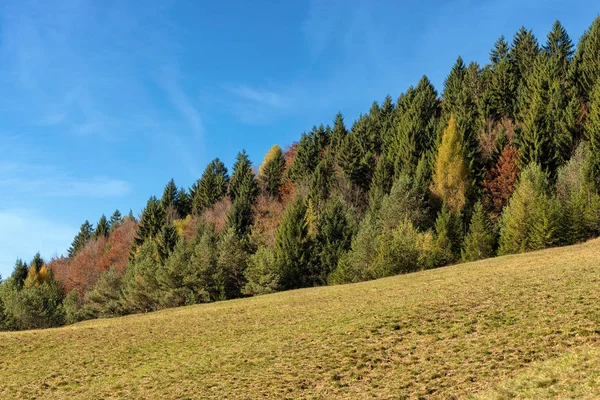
left=431, top=115, right=469, bottom=213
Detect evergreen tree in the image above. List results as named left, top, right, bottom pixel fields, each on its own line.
left=94, top=215, right=109, bottom=239
left=30, top=252, right=44, bottom=273
left=510, top=26, right=540, bottom=103
left=462, top=201, right=495, bottom=262
left=215, top=228, right=248, bottom=300
left=274, top=197, right=312, bottom=290
left=544, top=20, right=574, bottom=76
left=390, top=76, right=439, bottom=176
left=160, top=179, right=179, bottom=212
left=192, top=158, right=229, bottom=214
left=188, top=225, right=219, bottom=303
left=433, top=205, right=463, bottom=264
left=570, top=16, right=600, bottom=101
left=83, top=267, right=125, bottom=318
left=243, top=246, right=280, bottom=295
left=109, top=209, right=122, bottom=232
left=488, top=36, right=517, bottom=120
left=11, top=259, right=29, bottom=289
left=314, top=198, right=356, bottom=284
left=498, top=163, right=558, bottom=255
left=174, top=187, right=192, bottom=217
left=133, top=196, right=166, bottom=251
left=307, top=155, right=334, bottom=224
left=122, top=240, right=162, bottom=313
left=338, top=116, right=376, bottom=191
left=330, top=112, right=348, bottom=156
left=586, top=80, right=600, bottom=185
left=156, top=223, right=178, bottom=264
left=259, top=145, right=286, bottom=198
left=290, top=131, right=320, bottom=182
left=228, top=151, right=257, bottom=201
left=68, top=220, right=93, bottom=257
left=431, top=116, right=469, bottom=213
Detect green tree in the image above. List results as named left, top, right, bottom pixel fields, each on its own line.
left=94, top=215, right=109, bottom=239
left=510, top=26, right=540, bottom=106
left=215, top=228, right=248, bottom=300
left=570, top=16, right=600, bottom=101
left=338, top=116, right=376, bottom=191
left=461, top=201, right=495, bottom=262
left=498, top=163, right=559, bottom=255
left=259, top=145, right=286, bottom=198
left=544, top=20, right=573, bottom=76
left=175, top=187, right=192, bottom=217
left=133, top=196, right=166, bottom=250
left=192, top=158, right=229, bottom=214
left=330, top=112, right=348, bottom=156
left=243, top=246, right=280, bottom=296
left=433, top=205, right=463, bottom=264
left=156, top=223, right=178, bottom=264
left=83, top=266, right=125, bottom=318
left=121, top=240, right=162, bottom=313
left=161, top=179, right=179, bottom=213
left=586, top=80, right=600, bottom=185
left=274, top=198, right=312, bottom=290
left=314, top=198, right=356, bottom=284
left=68, top=220, right=93, bottom=257
left=156, top=238, right=194, bottom=308
left=488, top=36, right=517, bottom=120
left=187, top=225, right=219, bottom=303
left=109, top=209, right=122, bottom=232
left=290, top=132, right=320, bottom=182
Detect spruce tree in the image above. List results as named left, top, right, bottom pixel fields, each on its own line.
left=243, top=246, right=280, bottom=295
left=215, top=228, right=248, bottom=300
left=188, top=225, right=219, bottom=303
left=11, top=259, right=29, bottom=289
left=174, top=187, right=192, bottom=217
left=461, top=201, right=495, bottom=262
left=586, top=80, right=600, bottom=185
left=274, top=197, right=312, bottom=290
left=259, top=145, right=286, bottom=198
left=160, top=179, right=178, bottom=212
left=510, top=26, right=540, bottom=101
left=290, top=132, right=320, bottom=182
left=94, top=215, right=109, bottom=239
left=121, top=240, right=162, bottom=313
left=570, top=16, right=600, bottom=101
left=433, top=205, right=463, bottom=264
left=544, top=20, right=574, bottom=76
left=315, top=198, right=356, bottom=284
left=228, top=151, right=257, bottom=202
left=488, top=36, right=517, bottom=120
left=338, top=116, right=376, bottom=191
left=156, top=223, right=178, bottom=264
left=133, top=196, right=166, bottom=250
left=192, top=158, right=229, bottom=214
left=68, top=221, right=93, bottom=258
left=330, top=112, right=348, bottom=157
left=109, top=210, right=122, bottom=232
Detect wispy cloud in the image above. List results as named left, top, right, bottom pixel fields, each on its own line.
left=0, top=209, right=76, bottom=276
left=0, top=162, right=131, bottom=198
left=222, top=83, right=297, bottom=124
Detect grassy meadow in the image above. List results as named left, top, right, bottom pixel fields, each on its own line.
left=1, top=239, right=600, bottom=399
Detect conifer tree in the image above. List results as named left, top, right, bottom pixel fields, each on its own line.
left=307, top=155, right=334, bottom=223
left=68, top=221, right=93, bottom=258
left=133, top=196, right=166, bottom=250
left=433, top=205, right=463, bottom=264
left=156, top=223, right=178, bottom=264
left=243, top=246, right=280, bottom=295
left=510, top=26, right=540, bottom=101
left=274, top=197, right=312, bottom=290
left=83, top=267, right=125, bottom=318
left=109, top=210, right=122, bottom=232
left=314, top=198, right=356, bottom=284
left=570, top=16, right=600, bottom=101
left=228, top=151, right=257, bottom=201
left=462, top=201, right=495, bottom=262
left=174, top=187, right=192, bottom=217
left=192, top=158, right=229, bottom=214
left=160, top=179, right=178, bottom=212
left=259, top=145, right=286, bottom=198
left=121, top=240, right=162, bottom=313
left=586, top=80, right=600, bottom=184
left=290, top=132, right=320, bottom=182
left=11, top=259, right=29, bottom=289
left=338, top=116, right=376, bottom=191
left=431, top=116, right=469, bottom=213
left=488, top=36, right=517, bottom=120
left=188, top=225, right=219, bottom=303
left=544, top=20, right=574, bottom=76
left=215, top=228, right=248, bottom=300
left=330, top=112, right=348, bottom=156
left=94, top=215, right=109, bottom=239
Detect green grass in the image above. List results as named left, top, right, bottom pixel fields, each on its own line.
left=1, top=240, right=600, bottom=399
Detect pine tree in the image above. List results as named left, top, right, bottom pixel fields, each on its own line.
left=510, top=26, right=540, bottom=101
left=94, top=215, right=109, bottom=239
left=121, top=240, right=162, bottom=313
left=83, top=267, right=125, bottom=318
left=243, top=246, right=279, bottom=295
left=431, top=116, right=469, bottom=213
left=192, top=158, right=229, bottom=214
left=274, top=197, right=312, bottom=290
left=259, top=145, right=286, bottom=198
left=109, top=210, right=122, bottom=232
left=11, top=259, right=29, bottom=289
left=307, top=155, right=334, bottom=223
left=338, top=116, right=376, bottom=191
left=68, top=221, right=93, bottom=257
left=462, top=201, right=495, bottom=262
left=188, top=225, right=219, bottom=303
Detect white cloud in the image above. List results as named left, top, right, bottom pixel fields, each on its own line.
left=0, top=209, right=76, bottom=277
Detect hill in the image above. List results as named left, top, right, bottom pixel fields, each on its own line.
left=1, top=239, right=599, bottom=399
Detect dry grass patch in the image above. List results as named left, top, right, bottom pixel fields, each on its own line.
left=1, top=240, right=600, bottom=399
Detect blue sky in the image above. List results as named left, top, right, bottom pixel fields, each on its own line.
left=0, top=0, right=597, bottom=276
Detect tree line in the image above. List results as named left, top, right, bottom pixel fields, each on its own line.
left=2, top=17, right=600, bottom=330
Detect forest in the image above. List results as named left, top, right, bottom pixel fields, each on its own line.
left=1, top=17, right=600, bottom=331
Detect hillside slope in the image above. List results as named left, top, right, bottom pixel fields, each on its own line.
left=1, top=240, right=600, bottom=399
